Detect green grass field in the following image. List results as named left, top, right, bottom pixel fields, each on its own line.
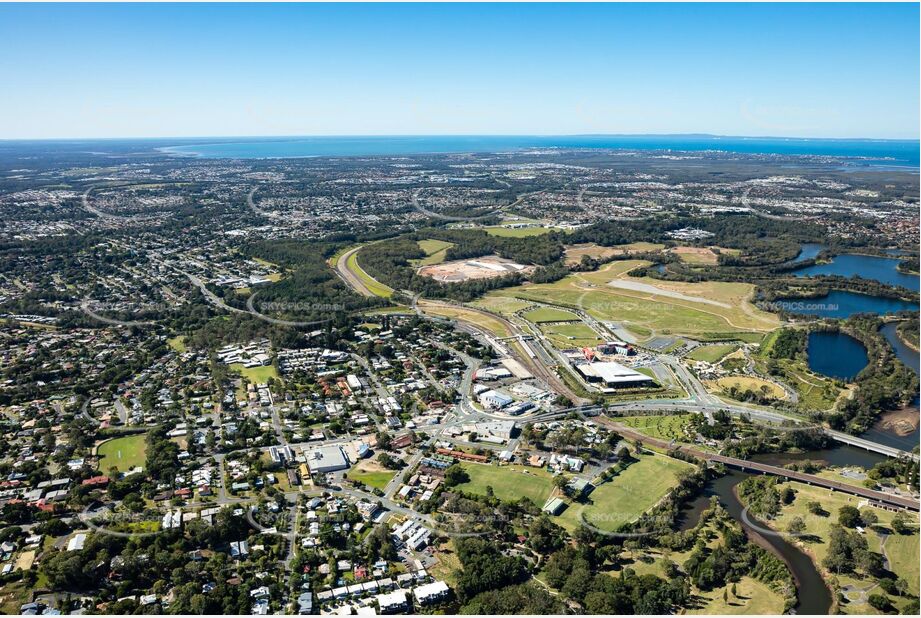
left=540, top=322, right=603, bottom=348
left=766, top=481, right=920, bottom=613
left=348, top=251, right=394, bottom=298
left=98, top=434, right=147, bottom=472
left=687, top=576, right=786, bottom=614
left=484, top=225, right=560, bottom=237
left=491, top=260, right=778, bottom=340
left=454, top=463, right=555, bottom=506
left=523, top=306, right=580, bottom=323
left=347, top=469, right=397, bottom=490
left=413, top=239, right=455, bottom=266
left=770, top=359, right=841, bottom=411
left=419, top=302, right=511, bottom=338
left=230, top=363, right=280, bottom=384
left=469, top=296, right=533, bottom=315
left=686, top=344, right=738, bottom=363
left=617, top=415, right=693, bottom=441
left=555, top=454, right=692, bottom=532
left=708, top=376, right=787, bottom=401
left=167, top=335, right=187, bottom=352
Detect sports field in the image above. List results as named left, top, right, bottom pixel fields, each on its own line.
left=98, top=434, right=147, bottom=472
left=454, top=463, right=555, bottom=505
left=540, top=322, right=603, bottom=348
left=469, top=296, right=533, bottom=315
left=230, top=363, right=280, bottom=384
left=555, top=454, right=692, bottom=532
left=523, top=306, right=580, bottom=323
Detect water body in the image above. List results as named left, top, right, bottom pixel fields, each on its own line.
left=159, top=135, right=921, bottom=167
left=789, top=243, right=825, bottom=265
left=861, top=322, right=921, bottom=451
left=751, top=445, right=885, bottom=471
left=776, top=289, right=917, bottom=319
left=806, top=331, right=869, bottom=381
left=678, top=472, right=833, bottom=614
left=791, top=253, right=919, bottom=293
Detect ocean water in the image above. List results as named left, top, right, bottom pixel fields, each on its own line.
left=159, top=135, right=921, bottom=166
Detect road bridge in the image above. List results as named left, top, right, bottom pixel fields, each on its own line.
left=599, top=418, right=920, bottom=512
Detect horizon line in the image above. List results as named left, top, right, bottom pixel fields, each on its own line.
left=1, top=132, right=919, bottom=143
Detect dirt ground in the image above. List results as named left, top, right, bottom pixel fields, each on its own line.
left=418, top=255, right=534, bottom=282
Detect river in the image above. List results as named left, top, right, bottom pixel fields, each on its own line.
left=859, top=322, right=921, bottom=451
left=678, top=471, right=834, bottom=614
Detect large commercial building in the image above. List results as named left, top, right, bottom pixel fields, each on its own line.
left=304, top=445, right=350, bottom=474
left=575, top=361, right=654, bottom=388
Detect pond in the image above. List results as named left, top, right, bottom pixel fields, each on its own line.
left=806, top=331, right=868, bottom=381
left=790, top=252, right=919, bottom=293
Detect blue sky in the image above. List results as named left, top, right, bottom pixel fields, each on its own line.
left=1, top=2, right=918, bottom=139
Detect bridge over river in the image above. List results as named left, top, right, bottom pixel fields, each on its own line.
left=601, top=418, right=921, bottom=512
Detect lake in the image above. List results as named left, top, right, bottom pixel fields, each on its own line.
left=788, top=242, right=824, bottom=265
left=791, top=252, right=919, bottom=293
left=774, top=289, right=917, bottom=319
left=159, top=135, right=921, bottom=167
left=806, top=331, right=868, bottom=381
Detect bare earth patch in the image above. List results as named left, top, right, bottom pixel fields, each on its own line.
left=418, top=255, right=534, bottom=282
left=874, top=406, right=920, bottom=437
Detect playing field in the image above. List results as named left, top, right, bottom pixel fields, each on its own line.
left=454, top=463, right=555, bottom=506
left=555, top=454, right=692, bottom=532
left=686, top=344, right=738, bottom=363
left=230, top=363, right=280, bottom=384
left=540, top=322, right=603, bottom=348
left=98, top=434, right=147, bottom=472
left=523, top=306, right=580, bottom=323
